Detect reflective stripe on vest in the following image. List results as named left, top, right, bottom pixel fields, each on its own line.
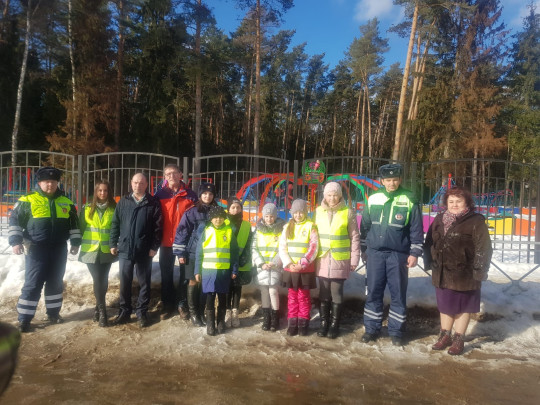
left=284, top=221, right=313, bottom=263
left=81, top=205, right=115, bottom=254
left=20, top=192, right=72, bottom=219
left=202, top=225, right=233, bottom=270
left=256, top=230, right=281, bottom=262
left=316, top=206, right=351, bottom=260
left=367, top=193, right=413, bottom=228
left=226, top=219, right=252, bottom=272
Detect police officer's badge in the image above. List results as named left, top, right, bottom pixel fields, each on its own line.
left=395, top=213, right=403, bottom=221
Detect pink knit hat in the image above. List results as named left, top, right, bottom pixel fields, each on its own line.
left=323, top=182, right=342, bottom=197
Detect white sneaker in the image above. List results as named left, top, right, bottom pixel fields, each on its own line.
left=231, top=308, right=240, bottom=327
left=225, top=309, right=232, bottom=327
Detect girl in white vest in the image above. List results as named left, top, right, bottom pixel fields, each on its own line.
left=279, top=199, right=319, bottom=336
left=252, top=203, right=285, bottom=332
left=315, top=182, right=360, bottom=339
left=79, top=180, right=117, bottom=327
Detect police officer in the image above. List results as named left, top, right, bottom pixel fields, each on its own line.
left=9, top=167, right=81, bottom=333
left=360, top=164, right=423, bottom=346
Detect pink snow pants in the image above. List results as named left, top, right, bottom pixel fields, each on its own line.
left=287, top=288, right=311, bottom=320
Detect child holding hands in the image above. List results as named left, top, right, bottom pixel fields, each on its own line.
left=279, top=199, right=319, bottom=336
left=252, top=203, right=285, bottom=332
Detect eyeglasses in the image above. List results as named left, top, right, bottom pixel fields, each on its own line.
left=164, top=171, right=180, bottom=177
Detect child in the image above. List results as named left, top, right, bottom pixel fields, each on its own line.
left=279, top=199, right=319, bottom=336
left=252, top=203, right=285, bottom=332
left=315, top=182, right=360, bottom=339
left=194, top=205, right=239, bottom=336
left=225, top=197, right=254, bottom=327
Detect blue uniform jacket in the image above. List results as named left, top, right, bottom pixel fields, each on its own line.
left=360, top=186, right=423, bottom=257
left=172, top=203, right=214, bottom=260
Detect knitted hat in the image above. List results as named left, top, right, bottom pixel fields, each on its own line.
left=227, top=196, right=243, bottom=211
left=208, top=205, right=226, bottom=220
left=379, top=164, right=403, bottom=179
left=198, top=182, right=216, bottom=197
left=290, top=199, right=308, bottom=215
left=36, top=167, right=61, bottom=182
left=323, top=182, right=342, bottom=197
left=261, top=203, right=278, bottom=218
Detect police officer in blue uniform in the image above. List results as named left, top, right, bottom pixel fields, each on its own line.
left=9, top=167, right=81, bottom=333
left=360, top=164, right=423, bottom=346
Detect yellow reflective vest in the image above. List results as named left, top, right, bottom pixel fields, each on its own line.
left=226, top=218, right=252, bottom=272
left=202, top=224, right=233, bottom=270
left=284, top=220, right=313, bottom=263
left=20, top=192, right=72, bottom=220
left=256, top=230, right=280, bottom=262
left=81, top=205, right=115, bottom=254
left=316, top=206, right=351, bottom=260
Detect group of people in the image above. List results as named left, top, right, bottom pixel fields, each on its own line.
left=8, top=163, right=492, bottom=356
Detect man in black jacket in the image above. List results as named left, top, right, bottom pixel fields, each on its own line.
left=110, top=172, right=163, bottom=328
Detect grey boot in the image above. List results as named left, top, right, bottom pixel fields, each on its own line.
left=287, top=318, right=298, bottom=336
left=206, top=309, right=216, bottom=336
left=327, top=302, right=342, bottom=339
left=298, top=317, right=310, bottom=336
left=98, top=304, right=108, bottom=327
left=261, top=308, right=271, bottom=331
left=317, top=301, right=331, bottom=337
left=216, top=307, right=227, bottom=334
left=270, top=309, right=279, bottom=332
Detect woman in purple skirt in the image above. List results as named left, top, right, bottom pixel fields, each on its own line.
left=424, top=187, right=492, bottom=355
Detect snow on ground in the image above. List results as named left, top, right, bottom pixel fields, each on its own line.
left=1, top=235, right=539, bottom=366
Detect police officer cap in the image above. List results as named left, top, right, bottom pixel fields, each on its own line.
left=379, top=164, right=402, bottom=179
left=198, top=182, right=216, bottom=197
left=36, top=166, right=61, bottom=182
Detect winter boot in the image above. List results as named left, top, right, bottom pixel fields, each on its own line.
left=270, top=309, right=280, bottom=332
left=432, top=329, right=452, bottom=350
left=231, top=308, right=240, bottom=327
left=217, top=308, right=227, bottom=334
left=298, top=318, right=310, bottom=336
left=98, top=304, right=108, bottom=327
left=448, top=333, right=465, bottom=355
left=206, top=309, right=216, bottom=336
left=225, top=309, right=232, bottom=327
left=286, top=318, right=298, bottom=336
left=93, top=306, right=99, bottom=322
left=187, top=284, right=203, bottom=327
left=327, top=302, right=342, bottom=339
left=261, top=308, right=271, bottom=331
left=317, top=301, right=331, bottom=337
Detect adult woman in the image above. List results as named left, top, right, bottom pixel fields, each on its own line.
left=79, top=180, right=117, bottom=327
left=424, top=186, right=492, bottom=355
left=173, top=182, right=217, bottom=326
left=315, top=182, right=360, bottom=339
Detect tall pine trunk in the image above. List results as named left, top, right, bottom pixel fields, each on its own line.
left=392, top=1, right=418, bottom=161
left=114, top=0, right=125, bottom=150
left=194, top=0, right=202, bottom=174
left=11, top=0, right=38, bottom=165
left=253, top=0, right=261, bottom=156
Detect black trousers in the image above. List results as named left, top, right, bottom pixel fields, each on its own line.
left=118, top=257, right=152, bottom=317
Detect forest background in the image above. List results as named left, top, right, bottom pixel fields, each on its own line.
left=1, top=0, right=538, bottom=165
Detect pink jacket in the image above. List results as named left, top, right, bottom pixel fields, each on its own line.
left=315, top=199, right=360, bottom=279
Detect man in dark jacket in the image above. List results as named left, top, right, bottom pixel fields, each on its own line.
left=9, top=167, right=81, bottom=332
left=110, top=172, right=163, bottom=328
left=360, top=164, right=423, bottom=346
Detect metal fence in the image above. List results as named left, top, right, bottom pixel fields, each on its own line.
left=1, top=151, right=538, bottom=286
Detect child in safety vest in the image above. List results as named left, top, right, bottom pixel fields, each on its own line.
left=314, top=182, right=360, bottom=339
left=224, top=196, right=254, bottom=328
left=252, top=203, right=285, bottom=332
left=195, top=205, right=239, bottom=336
left=279, top=199, right=319, bottom=336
